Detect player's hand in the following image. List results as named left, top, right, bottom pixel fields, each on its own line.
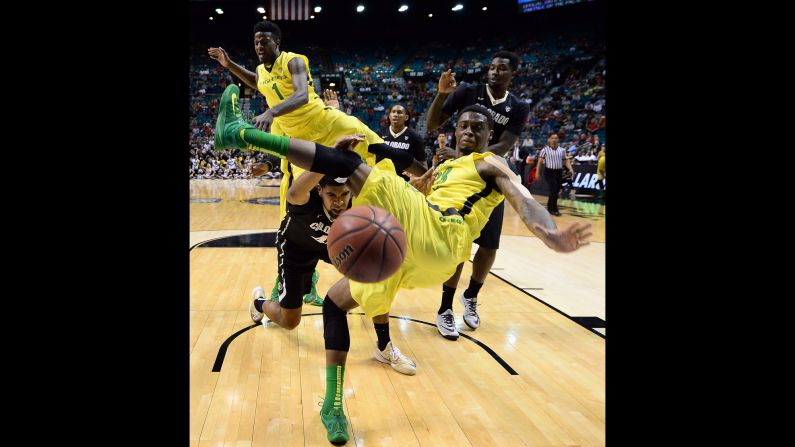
left=253, top=110, right=274, bottom=131
left=208, top=47, right=231, bottom=68
left=436, top=146, right=456, bottom=162
left=436, top=134, right=456, bottom=161
left=333, top=134, right=365, bottom=151
left=532, top=222, right=592, bottom=253
left=438, top=69, right=457, bottom=94
left=408, top=166, right=438, bottom=195
left=323, top=89, right=340, bottom=110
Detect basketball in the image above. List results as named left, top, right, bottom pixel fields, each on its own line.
left=326, top=206, right=407, bottom=283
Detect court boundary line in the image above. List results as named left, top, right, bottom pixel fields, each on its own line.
left=211, top=313, right=518, bottom=375
left=482, top=264, right=605, bottom=339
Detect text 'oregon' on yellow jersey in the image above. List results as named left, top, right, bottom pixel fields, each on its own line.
left=426, top=152, right=505, bottom=241
left=256, top=51, right=325, bottom=133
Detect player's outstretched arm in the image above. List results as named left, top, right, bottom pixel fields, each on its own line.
left=426, top=69, right=456, bottom=130
left=480, top=155, right=591, bottom=253
left=208, top=47, right=258, bottom=90
left=286, top=134, right=365, bottom=206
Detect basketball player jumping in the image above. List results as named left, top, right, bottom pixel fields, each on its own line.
left=214, top=83, right=591, bottom=443
left=208, top=20, right=426, bottom=308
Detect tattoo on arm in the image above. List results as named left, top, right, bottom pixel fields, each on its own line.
left=479, top=156, right=556, bottom=233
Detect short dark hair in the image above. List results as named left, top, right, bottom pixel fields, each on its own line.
left=319, top=175, right=347, bottom=188
left=253, top=20, right=282, bottom=41
left=459, top=104, right=494, bottom=130
left=389, top=103, right=410, bottom=120
left=491, top=50, right=520, bottom=72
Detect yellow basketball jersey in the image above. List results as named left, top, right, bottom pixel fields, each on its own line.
left=256, top=51, right=325, bottom=133
left=426, top=152, right=505, bottom=241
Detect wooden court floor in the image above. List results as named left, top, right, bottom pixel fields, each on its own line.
left=190, top=179, right=605, bottom=446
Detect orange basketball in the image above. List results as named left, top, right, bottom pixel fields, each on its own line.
left=326, top=206, right=407, bottom=283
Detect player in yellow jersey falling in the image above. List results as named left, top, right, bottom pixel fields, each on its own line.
left=208, top=20, right=426, bottom=307
left=214, top=83, right=591, bottom=443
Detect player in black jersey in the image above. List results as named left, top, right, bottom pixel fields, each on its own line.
left=426, top=51, right=531, bottom=340
left=427, top=51, right=531, bottom=156
left=377, top=104, right=427, bottom=181
left=248, top=169, right=350, bottom=330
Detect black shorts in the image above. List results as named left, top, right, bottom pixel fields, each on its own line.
left=276, top=240, right=330, bottom=309
left=473, top=200, right=504, bottom=250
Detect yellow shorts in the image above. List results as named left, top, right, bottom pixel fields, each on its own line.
left=348, top=159, right=471, bottom=318
left=274, top=107, right=383, bottom=219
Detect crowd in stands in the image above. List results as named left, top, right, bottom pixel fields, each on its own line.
left=190, top=135, right=280, bottom=179
left=189, top=33, right=605, bottom=180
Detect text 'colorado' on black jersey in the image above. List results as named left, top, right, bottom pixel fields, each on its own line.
left=279, top=188, right=351, bottom=252
left=442, top=83, right=531, bottom=142
left=378, top=126, right=428, bottom=180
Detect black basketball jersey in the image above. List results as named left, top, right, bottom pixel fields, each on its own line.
left=378, top=126, right=427, bottom=180
left=279, top=188, right=350, bottom=252
left=442, top=83, right=531, bottom=143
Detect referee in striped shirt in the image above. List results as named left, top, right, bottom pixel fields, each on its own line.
left=537, top=134, right=574, bottom=216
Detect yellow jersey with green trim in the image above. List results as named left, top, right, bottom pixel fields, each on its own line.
left=426, top=152, right=505, bottom=241
left=256, top=51, right=325, bottom=134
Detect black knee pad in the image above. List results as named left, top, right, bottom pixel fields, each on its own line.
left=310, top=143, right=364, bottom=178
left=323, top=296, right=350, bottom=352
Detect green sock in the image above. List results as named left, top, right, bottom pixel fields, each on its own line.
left=310, top=270, right=319, bottom=295
left=270, top=275, right=281, bottom=301
left=241, top=129, right=290, bottom=157
left=322, top=365, right=345, bottom=413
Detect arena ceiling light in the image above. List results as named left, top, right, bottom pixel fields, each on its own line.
left=314, top=6, right=322, bottom=13
left=257, top=7, right=265, bottom=13
left=262, top=15, right=267, bottom=19
left=428, top=13, right=433, bottom=17
left=209, top=16, right=214, bottom=20
left=215, top=8, right=224, bottom=14
left=482, top=6, right=488, bottom=10
left=311, top=15, right=315, bottom=19
left=452, top=4, right=463, bottom=11
left=356, top=5, right=365, bottom=13
left=399, top=5, right=408, bottom=12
